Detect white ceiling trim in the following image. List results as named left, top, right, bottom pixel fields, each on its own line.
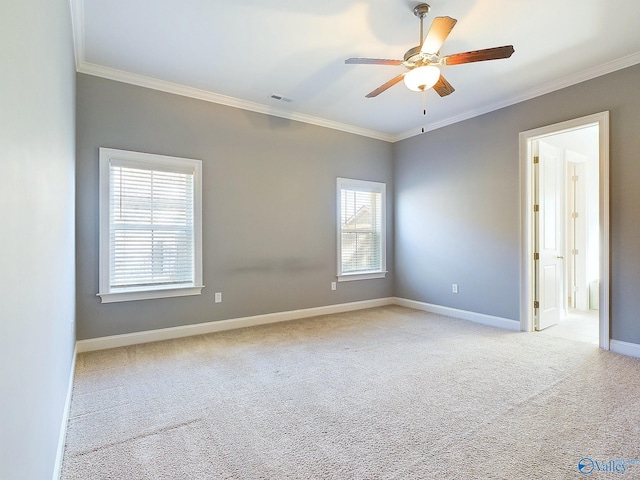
left=76, top=62, right=394, bottom=142
left=393, top=52, right=640, bottom=142
left=76, top=61, right=394, bottom=142
left=75, top=47, right=640, bottom=145
left=76, top=62, right=393, bottom=142
left=69, top=0, right=392, bottom=142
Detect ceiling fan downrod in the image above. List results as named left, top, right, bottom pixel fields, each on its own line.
left=413, top=3, right=431, bottom=45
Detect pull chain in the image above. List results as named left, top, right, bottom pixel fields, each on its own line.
left=421, top=90, right=427, bottom=133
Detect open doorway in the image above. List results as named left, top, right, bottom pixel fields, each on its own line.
left=519, top=112, right=610, bottom=350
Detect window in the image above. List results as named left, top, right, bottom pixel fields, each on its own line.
left=337, top=178, right=386, bottom=281
left=98, top=148, right=203, bottom=303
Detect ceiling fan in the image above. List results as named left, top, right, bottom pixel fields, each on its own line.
left=345, top=3, right=514, bottom=98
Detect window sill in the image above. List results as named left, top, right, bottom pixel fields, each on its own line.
left=97, top=285, right=205, bottom=303
left=337, top=271, right=387, bottom=282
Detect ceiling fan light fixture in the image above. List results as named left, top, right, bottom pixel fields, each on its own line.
left=404, top=65, right=441, bottom=92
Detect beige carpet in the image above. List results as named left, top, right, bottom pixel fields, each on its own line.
left=62, top=306, right=640, bottom=479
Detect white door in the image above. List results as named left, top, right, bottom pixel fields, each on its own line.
left=567, top=158, right=589, bottom=310
left=535, top=141, right=565, bottom=330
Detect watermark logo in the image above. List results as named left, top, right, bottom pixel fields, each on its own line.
left=578, top=458, right=595, bottom=475
left=578, top=457, right=640, bottom=475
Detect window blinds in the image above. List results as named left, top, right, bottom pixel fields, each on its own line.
left=340, top=187, right=382, bottom=273
left=109, top=161, right=195, bottom=289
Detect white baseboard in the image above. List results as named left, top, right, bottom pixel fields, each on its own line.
left=394, top=297, right=520, bottom=331
left=53, top=344, right=76, bottom=480
left=610, top=339, right=640, bottom=359
left=76, top=297, right=524, bottom=353
left=76, top=298, right=395, bottom=353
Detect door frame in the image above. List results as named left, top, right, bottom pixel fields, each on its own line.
left=519, top=111, right=610, bottom=350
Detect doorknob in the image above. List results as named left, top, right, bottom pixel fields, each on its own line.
left=557, top=256, right=564, bottom=259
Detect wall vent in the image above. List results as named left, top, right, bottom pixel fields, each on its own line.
left=269, top=94, right=292, bottom=102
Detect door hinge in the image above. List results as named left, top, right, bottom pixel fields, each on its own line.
left=572, top=248, right=579, bottom=255
left=534, top=252, right=539, bottom=260
left=572, top=175, right=579, bottom=182
left=534, top=300, right=539, bottom=309
left=533, top=155, right=539, bottom=164
left=533, top=204, right=539, bottom=212
left=571, top=212, right=579, bottom=218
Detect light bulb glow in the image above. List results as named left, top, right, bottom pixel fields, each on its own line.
left=404, top=65, right=440, bottom=92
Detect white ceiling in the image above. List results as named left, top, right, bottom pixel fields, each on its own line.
left=71, top=0, right=640, bottom=142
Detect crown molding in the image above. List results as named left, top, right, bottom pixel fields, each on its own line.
left=393, top=51, right=640, bottom=142
left=69, top=0, right=392, bottom=142
left=76, top=62, right=395, bottom=143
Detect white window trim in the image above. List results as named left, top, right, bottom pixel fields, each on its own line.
left=336, top=177, right=387, bottom=282
left=98, top=148, right=204, bottom=303
left=337, top=271, right=387, bottom=282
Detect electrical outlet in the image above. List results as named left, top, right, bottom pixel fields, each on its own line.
left=215, top=292, right=222, bottom=303
left=331, top=282, right=337, bottom=291
left=452, top=284, right=458, bottom=294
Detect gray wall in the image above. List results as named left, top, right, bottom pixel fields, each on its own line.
left=75, top=58, right=640, bottom=345
left=394, top=64, right=640, bottom=343
left=76, top=74, right=394, bottom=340
left=0, top=0, right=76, bottom=479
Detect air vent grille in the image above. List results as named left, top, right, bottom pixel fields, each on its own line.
left=269, top=94, right=292, bottom=102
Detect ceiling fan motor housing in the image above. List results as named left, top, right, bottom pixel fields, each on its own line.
left=403, top=46, right=439, bottom=68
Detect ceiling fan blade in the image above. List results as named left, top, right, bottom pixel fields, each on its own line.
left=433, top=74, right=455, bottom=97
left=442, top=45, right=515, bottom=65
left=365, top=73, right=407, bottom=98
left=345, top=58, right=403, bottom=66
left=421, top=16, right=457, bottom=54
